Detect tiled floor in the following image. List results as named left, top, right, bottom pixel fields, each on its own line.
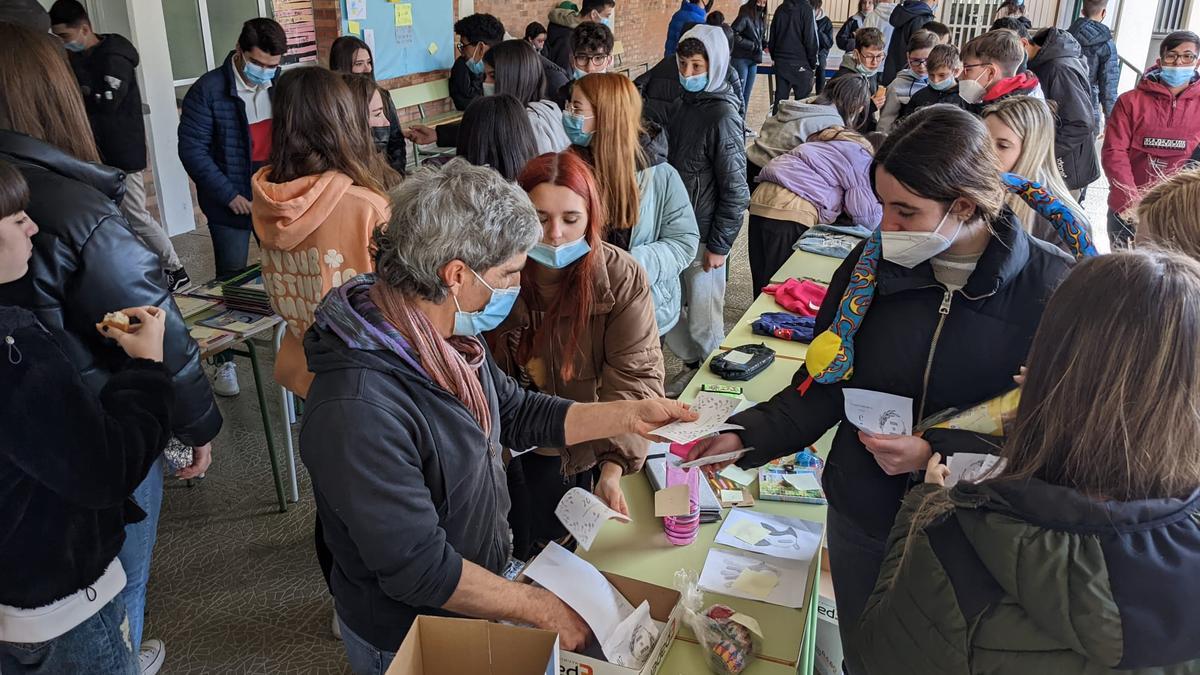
left=144, top=85, right=1112, bottom=673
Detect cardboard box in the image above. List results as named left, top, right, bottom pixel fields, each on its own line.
left=385, top=616, right=559, bottom=675
left=521, top=568, right=684, bottom=675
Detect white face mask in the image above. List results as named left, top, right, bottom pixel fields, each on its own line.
left=957, top=75, right=988, bottom=104
left=881, top=208, right=965, bottom=268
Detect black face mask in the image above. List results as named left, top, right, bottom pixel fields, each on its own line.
left=371, top=126, right=390, bottom=151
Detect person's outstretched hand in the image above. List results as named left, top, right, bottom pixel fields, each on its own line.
left=98, top=306, right=166, bottom=362
left=535, top=592, right=591, bottom=651
left=594, top=463, right=629, bottom=517
left=177, top=442, right=213, bottom=480
left=686, top=433, right=746, bottom=473
left=404, top=124, right=437, bottom=145
left=925, top=452, right=950, bottom=486
left=623, top=399, right=697, bottom=439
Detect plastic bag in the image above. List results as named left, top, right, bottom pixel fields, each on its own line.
left=674, top=570, right=759, bottom=674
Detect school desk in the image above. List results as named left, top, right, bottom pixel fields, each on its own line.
left=720, top=292, right=813, bottom=363
left=771, top=249, right=844, bottom=286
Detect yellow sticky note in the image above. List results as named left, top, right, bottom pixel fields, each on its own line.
left=347, top=20, right=361, bottom=35
left=394, top=3, right=413, bottom=26
left=729, top=612, right=764, bottom=638
left=654, top=484, right=691, bottom=517
left=719, top=465, right=756, bottom=487
left=428, top=42, right=439, bottom=55
left=720, top=489, right=744, bottom=504
left=732, top=569, right=778, bottom=600
left=728, top=519, right=769, bottom=545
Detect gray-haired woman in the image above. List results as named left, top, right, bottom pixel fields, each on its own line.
left=298, top=160, right=695, bottom=675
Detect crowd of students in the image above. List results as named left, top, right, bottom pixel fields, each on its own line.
left=3, top=1, right=1200, bottom=674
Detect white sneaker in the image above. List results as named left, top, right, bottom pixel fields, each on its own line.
left=212, top=362, right=240, bottom=397
left=139, top=639, right=165, bottom=675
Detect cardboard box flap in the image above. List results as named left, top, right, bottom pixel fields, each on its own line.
left=602, top=572, right=683, bottom=624
left=487, top=622, right=560, bottom=675
left=386, top=616, right=559, bottom=675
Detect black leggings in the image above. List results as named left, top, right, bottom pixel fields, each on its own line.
left=506, top=452, right=594, bottom=561
left=748, top=214, right=810, bottom=295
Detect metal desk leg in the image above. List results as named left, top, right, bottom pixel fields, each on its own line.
left=273, top=324, right=301, bottom=503
left=245, top=340, right=288, bottom=513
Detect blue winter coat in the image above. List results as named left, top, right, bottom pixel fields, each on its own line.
left=665, top=2, right=708, bottom=56
left=178, top=52, right=277, bottom=230
left=1068, top=17, right=1120, bottom=128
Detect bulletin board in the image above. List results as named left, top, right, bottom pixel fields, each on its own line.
left=342, top=0, right=455, bottom=80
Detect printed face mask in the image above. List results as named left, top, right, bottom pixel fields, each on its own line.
left=452, top=269, right=520, bottom=336
left=529, top=236, right=591, bottom=269
left=881, top=208, right=965, bottom=268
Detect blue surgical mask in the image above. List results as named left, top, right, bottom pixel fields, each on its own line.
left=63, top=40, right=86, bottom=53
left=903, top=68, right=928, bottom=83
left=467, top=57, right=485, bottom=76
left=573, top=67, right=588, bottom=81
left=452, top=269, right=520, bottom=336
left=1159, top=65, right=1197, bottom=88
left=562, top=111, right=594, bottom=146
left=243, top=60, right=277, bottom=87
left=679, top=73, right=708, bottom=92
left=855, top=63, right=876, bottom=77
left=930, top=76, right=956, bottom=91
left=600, top=16, right=613, bottom=28
left=482, top=81, right=496, bottom=96
left=530, top=237, right=591, bottom=269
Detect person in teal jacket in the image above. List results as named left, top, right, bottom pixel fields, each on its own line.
left=568, top=73, right=699, bottom=335
left=853, top=249, right=1200, bottom=675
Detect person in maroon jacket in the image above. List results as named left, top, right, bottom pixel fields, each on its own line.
left=1102, top=30, right=1200, bottom=249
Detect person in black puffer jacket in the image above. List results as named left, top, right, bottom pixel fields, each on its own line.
left=685, top=106, right=1073, bottom=674
left=1068, top=0, right=1120, bottom=130
left=730, top=0, right=767, bottom=108
left=662, top=26, right=750, bottom=368
left=0, top=24, right=220, bottom=661
left=814, top=0, right=835, bottom=93
left=1025, top=28, right=1101, bottom=191
left=635, top=49, right=745, bottom=127
left=769, top=0, right=821, bottom=110
left=0, top=158, right=173, bottom=674
left=883, top=0, right=935, bottom=85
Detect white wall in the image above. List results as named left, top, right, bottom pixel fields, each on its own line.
left=1113, top=0, right=1159, bottom=89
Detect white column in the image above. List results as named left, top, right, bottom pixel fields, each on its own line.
left=124, top=0, right=197, bottom=236
left=1186, top=0, right=1200, bottom=34
left=1113, top=0, right=1157, bottom=90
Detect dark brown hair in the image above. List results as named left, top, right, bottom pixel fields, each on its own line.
left=0, top=22, right=101, bottom=163
left=329, top=35, right=372, bottom=77
left=0, top=160, right=30, bottom=220
left=483, top=39, right=547, bottom=104
left=854, top=27, right=885, bottom=50
left=266, top=67, right=398, bottom=194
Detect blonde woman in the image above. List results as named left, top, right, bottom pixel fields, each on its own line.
left=567, top=73, right=700, bottom=335
left=1137, top=166, right=1200, bottom=258
left=982, top=96, right=1091, bottom=250
left=853, top=249, right=1200, bottom=674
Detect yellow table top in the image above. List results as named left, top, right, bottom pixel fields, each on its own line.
left=720, top=293, right=811, bottom=363
left=771, top=249, right=844, bottom=285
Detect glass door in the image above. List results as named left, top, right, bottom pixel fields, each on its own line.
left=167, top=0, right=270, bottom=94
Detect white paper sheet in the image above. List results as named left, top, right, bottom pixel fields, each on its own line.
left=715, top=509, right=823, bottom=562
left=946, top=453, right=1007, bottom=487
left=650, top=393, right=744, bottom=444
left=554, top=487, right=630, bottom=551
left=524, top=542, right=659, bottom=668
left=699, top=548, right=810, bottom=608
left=346, top=0, right=366, bottom=20
left=843, top=388, right=914, bottom=436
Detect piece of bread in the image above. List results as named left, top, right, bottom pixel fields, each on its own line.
left=97, top=311, right=133, bottom=333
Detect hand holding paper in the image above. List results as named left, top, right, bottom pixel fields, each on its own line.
left=844, top=388, right=913, bottom=436
left=555, top=487, right=630, bottom=551
left=649, top=393, right=743, bottom=444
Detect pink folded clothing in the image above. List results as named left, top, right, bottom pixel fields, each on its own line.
left=762, top=278, right=828, bottom=318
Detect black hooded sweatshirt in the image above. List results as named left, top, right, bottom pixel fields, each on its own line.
left=68, top=33, right=147, bottom=172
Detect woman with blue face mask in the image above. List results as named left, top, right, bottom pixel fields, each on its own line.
left=1101, top=30, right=1200, bottom=249
left=686, top=106, right=1074, bottom=673
left=486, top=151, right=665, bottom=561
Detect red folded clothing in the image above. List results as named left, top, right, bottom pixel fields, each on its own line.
left=762, top=278, right=828, bottom=318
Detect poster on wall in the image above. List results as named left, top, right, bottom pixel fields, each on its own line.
left=273, top=0, right=318, bottom=64
left=342, top=0, right=453, bottom=79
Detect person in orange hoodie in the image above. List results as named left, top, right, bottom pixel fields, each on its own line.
left=252, top=66, right=400, bottom=398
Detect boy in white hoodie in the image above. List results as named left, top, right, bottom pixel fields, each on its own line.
left=878, top=29, right=938, bottom=132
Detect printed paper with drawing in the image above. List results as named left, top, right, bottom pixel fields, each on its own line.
left=699, top=548, right=810, bottom=608
left=945, top=453, right=1007, bottom=487
left=524, top=542, right=659, bottom=667
left=555, top=487, right=630, bottom=551
left=714, top=508, right=823, bottom=562
left=843, top=388, right=913, bottom=435
left=649, top=393, right=744, bottom=444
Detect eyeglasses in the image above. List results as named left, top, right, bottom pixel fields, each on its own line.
left=908, top=57, right=928, bottom=67
left=564, top=102, right=593, bottom=116
left=1163, top=52, right=1198, bottom=66
left=858, top=50, right=885, bottom=64
left=456, top=41, right=480, bottom=54
left=573, top=53, right=611, bottom=67
left=960, top=62, right=989, bottom=71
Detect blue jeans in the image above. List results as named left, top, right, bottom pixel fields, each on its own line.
left=0, top=597, right=138, bottom=674
left=731, top=57, right=758, bottom=110
left=208, top=221, right=252, bottom=277
left=340, top=618, right=396, bottom=675
left=117, top=456, right=163, bottom=648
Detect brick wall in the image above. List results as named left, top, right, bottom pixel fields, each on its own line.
left=317, top=0, right=749, bottom=119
